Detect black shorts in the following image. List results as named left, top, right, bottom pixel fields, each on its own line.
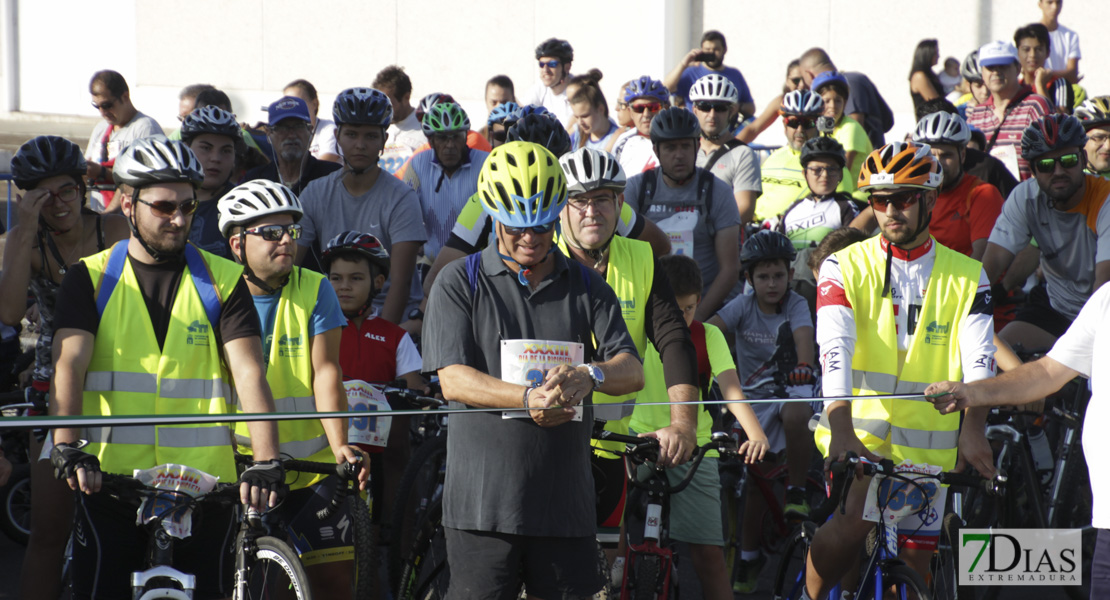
left=270, top=475, right=360, bottom=566
left=591, top=452, right=627, bottom=528
left=444, top=528, right=603, bottom=600
left=71, top=490, right=234, bottom=600
left=1012, top=283, right=1074, bottom=339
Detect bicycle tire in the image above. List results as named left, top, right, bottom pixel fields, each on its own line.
left=857, top=562, right=931, bottom=600
left=931, top=512, right=963, bottom=600
left=0, top=463, right=31, bottom=545
left=771, top=520, right=817, bottom=600
left=348, top=494, right=377, bottom=600
left=239, top=536, right=312, bottom=600
left=389, top=433, right=447, bottom=592
left=1056, top=452, right=1093, bottom=600
left=631, top=554, right=661, bottom=600
left=396, top=499, right=449, bottom=600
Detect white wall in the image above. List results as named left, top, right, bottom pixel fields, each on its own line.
left=7, top=0, right=1110, bottom=146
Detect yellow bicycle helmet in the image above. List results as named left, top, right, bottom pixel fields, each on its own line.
left=478, top=141, right=568, bottom=227
left=858, top=142, right=942, bottom=191
left=1075, top=96, right=1110, bottom=131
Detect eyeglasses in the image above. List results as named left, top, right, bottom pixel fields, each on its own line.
left=91, top=99, right=116, bottom=111
left=785, top=117, right=817, bottom=129
left=790, top=77, right=804, bottom=86
left=1033, top=152, right=1082, bottom=174
left=502, top=222, right=557, bottom=236
left=630, top=103, right=663, bottom=114
left=137, top=197, right=199, bottom=218
left=1088, top=132, right=1110, bottom=146
left=44, top=186, right=81, bottom=203
left=538, top=60, right=560, bottom=69
left=869, top=189, right=925, bottom=211
left=271, top=121, right=311, bottom=134
left=694, top=102, right=731, bottom=113
left=243, top=223, right=303, bottom=241
left=805, top=166, right=840, bottom=177
left=567, top=195, right=616, bottom=212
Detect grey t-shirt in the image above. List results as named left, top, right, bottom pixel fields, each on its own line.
left=696, top=143, right=762, bottom=194
left=297, top=169, right=427, bottom=314
left=422, top=244, right=639, bottom=537
left=715, top=291, right=812, bottom=395
left=842, top=71, right=892, bottom=149
left=988, top=176, right=1110, bottom=320
left=625, top=167, right=742, bottom=295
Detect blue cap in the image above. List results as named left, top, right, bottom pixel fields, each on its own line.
left=812, top=71, right=850, bottom=98
left=267, top=96, right=311, bottom=127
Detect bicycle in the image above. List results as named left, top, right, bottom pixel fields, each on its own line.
left=595, top=422, right=740, bottom=600
left=772, top=453, right=1005, bottom=600
left=0, top=395, right=34, bottom=545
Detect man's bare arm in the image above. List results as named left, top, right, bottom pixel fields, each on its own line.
left=382, top=241, right=420, bottom=324
left=224, top=336, right=279, bottom=462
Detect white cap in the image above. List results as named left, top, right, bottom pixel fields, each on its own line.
left=978, top=41, right=1018, bottom=68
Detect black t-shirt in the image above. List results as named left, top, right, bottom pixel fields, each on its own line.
left=54, top=252, right=261, bottom=351
left=244, top=155, right=342, bottom=196
left=964, top=148, right=1018, bottom=200
left=643, top=260, right=699, bottom=389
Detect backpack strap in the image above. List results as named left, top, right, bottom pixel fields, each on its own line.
left=696, top=168, right=715, bottom=218
left=96, top=241, right=130, bottom=316
left=689, top=320, right=712, bottom=401
left=637, top=168, right=659, bottom=214
left=702, top=139, right=744, bottom=172
left=184, top=244, right=223, bottom=329
left=465, top=252, right=482, bottom=299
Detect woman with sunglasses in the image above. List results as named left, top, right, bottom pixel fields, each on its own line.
left=1, top=135, right=129, bottom=600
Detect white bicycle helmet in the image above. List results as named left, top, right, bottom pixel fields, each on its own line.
left=912, top=112, right=972, bottom=146
left=113, top=136, right=204, bottom=189
left=218, top=179, right=303, bottom=237
left=689, top=74, right=739, bottom=104
left=780, top=90, right=824, bottom=117
left=560, top=148, right=626, bottom=195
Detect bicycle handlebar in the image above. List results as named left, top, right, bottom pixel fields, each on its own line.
left=590, top=420, right=738, bottom=496
left=237, top=454, right=364, bottom=521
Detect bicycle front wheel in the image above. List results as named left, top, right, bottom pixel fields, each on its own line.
left=349, top=494, right=377, bottom=600
left=772, top=521, right=817, bottom=600
left=238, top=536, right=312, bottom=600
left=931, top=512, right=962, bottom=600
left=859, top=563, right=931, bottom=600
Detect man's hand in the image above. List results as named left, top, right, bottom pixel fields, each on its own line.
left=238, top=460, right=285, bottom=511
left=738, top=437, right=770, bottom=465
left=639, top=424, right=696, bottom=467
left=682, top=48, right=704, bottom=67
left=50, top=441, right=102, bottom=494
left=825, top=430, right=881, bottom=479
left=542, top=365, right=593, bottom=408
left=956, top=426, right=997, bottom=478
left=336, top=446, right=370, bottom=492
left=528, top=387, right=577, bottom=427
left=924, top=381, right=974, bottom=415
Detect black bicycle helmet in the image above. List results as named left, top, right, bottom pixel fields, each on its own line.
left=333, top=87, right=393, bottom=128
left=322, top=230, right=391, bottom=277
left=741, top=230, right=797, bottom=271
left=535, top=38, right=573, bottom=63
left=1021, top=114, right=1087, bottom=161
left=800, top=136, right=847, bottom=169
left=11, top=135, right=88, bottom=190
left=180, top=106, right=242, bottom=145
left=507, top=114, right=572, bottom=157
left=650, top=107, right=701, bottom=145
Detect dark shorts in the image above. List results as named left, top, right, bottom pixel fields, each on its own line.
left=591, top=453, right=627, bottom=528
left=1092, top=528, right=1110, bottom=597
left=1012, top=283, right=1074, bottom=339
left=270, top=475, right=359, bottom=566
left=71, top=490, right=234, bottom=600
left=444, top=528, right=603, bottom=600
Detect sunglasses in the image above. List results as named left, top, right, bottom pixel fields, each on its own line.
left=694, top=102, right=731, bottom=113
left=137, top=197, right=199, bottom=218
left=244, top=223, right=303, bottom=241
left=1033, top=152, right=1082, bottom=174
left=785, top=117, right=817, bottom=129
left=805, top=166, right=839, bottom=177
left=538, top=60, right=560, bottom=69
left=630, top=103, right=662, bottom=114
left=91, top=99, right=116, bottom=111
left=502, top=222, right=557, bottom=236
left=869, top=189, right=925, bottom=211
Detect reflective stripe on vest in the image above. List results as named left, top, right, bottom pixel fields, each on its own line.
left=813, top=236, right=980, bottom=468
left=80, top=244, right=244, bottom=480
left=235, top=267, right=333, bottom=487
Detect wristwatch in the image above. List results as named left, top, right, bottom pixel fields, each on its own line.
left=408, top=308, right=424, bottom=321
left=580, top=363, right=605, bottom=391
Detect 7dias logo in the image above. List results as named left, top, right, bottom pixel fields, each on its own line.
left=960, top=529, right=1081, bottom=586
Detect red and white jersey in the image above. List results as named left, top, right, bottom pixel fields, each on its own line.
left=815, top=237, right=996, bottom=398
left=339, top=316, right=422, bottom=384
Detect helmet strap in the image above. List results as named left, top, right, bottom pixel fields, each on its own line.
left=562, top=219, right=614, bottom=270
left=498, top=246, right=555, bottom=286
left=127, top=199, right=184, bottom=264
left=235, top=231, right=286, bottom=295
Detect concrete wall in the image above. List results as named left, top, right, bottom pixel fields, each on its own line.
left=6, top=0, right=1110, bottom=147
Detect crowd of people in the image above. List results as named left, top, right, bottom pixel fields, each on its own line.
left=1, top=0, right=1109, bottom=598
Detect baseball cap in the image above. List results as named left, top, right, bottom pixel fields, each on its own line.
left=977, top=41, right=1018, bottom=68
left=267, top=96, right=311, bottom=127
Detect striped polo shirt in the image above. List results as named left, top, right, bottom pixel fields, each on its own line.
left=966, top=87, right=1051, bottom=181
left=404, top=147, right=489, bottom=259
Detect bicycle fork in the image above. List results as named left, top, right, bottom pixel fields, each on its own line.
left=622, top=489, right=674, bottom=599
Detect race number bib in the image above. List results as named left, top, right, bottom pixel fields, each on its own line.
left=134, top=464, right=219, bottom=539
left=656, top=211, right=698, bottom=257
left=989, top=144, right=1021, bottom=181
left=500, top=339, right=585, bottom=420
left=345, top=380, right=393, bottom=448
left=862, top=461, right=947, bottom=528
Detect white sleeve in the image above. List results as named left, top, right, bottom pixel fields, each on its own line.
left=1047, top=284, right=1109, bottom=378
left=395, top=333, right=424, bottom=376
left=959, top=269, right=998, bottom=383
left=815, top=255, right=855, bottom=400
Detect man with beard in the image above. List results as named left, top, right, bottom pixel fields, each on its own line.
left=664, top=30, right=756, bottom=119
left=806, top=142, right=996, bottom=598
left=219, top=180, right=366, bottom=599
left=689, top=73, right=762, bottom=225
left=984, top=114, right=1110, bottom=349
left=48, top=137, right=283, bottom=599
left=246, top=96, right=341, bottom=194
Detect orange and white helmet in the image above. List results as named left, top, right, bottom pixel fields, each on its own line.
left=857, top=142, right=942, bottom=191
